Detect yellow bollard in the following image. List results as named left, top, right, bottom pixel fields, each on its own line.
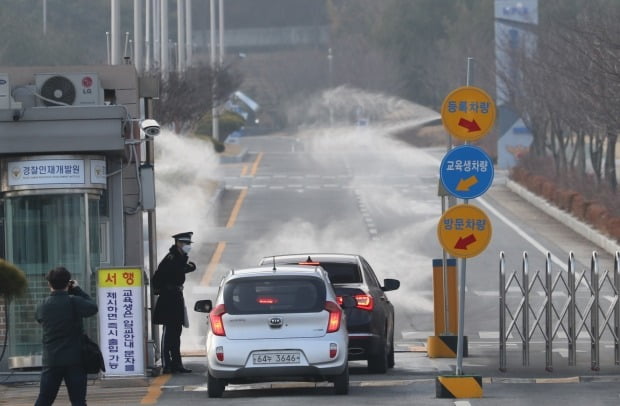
left=427, top=258, right=468, bottom=358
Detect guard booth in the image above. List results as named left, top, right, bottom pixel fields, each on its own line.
left=0, top=65, right=155, bottom=371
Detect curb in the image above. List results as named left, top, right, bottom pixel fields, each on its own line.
left=488, top=375, right=620, bottom=384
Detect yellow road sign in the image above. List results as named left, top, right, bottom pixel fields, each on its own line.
left=437, top=204, right=492, bottom=258
left=441, top=86, right=496, bottom=141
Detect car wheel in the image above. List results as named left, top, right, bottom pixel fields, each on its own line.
left=332, top=363, right=349, bottom=395
left=367, top=338, right=388, bottom=373
left=207, top=371, right=226, bottom=398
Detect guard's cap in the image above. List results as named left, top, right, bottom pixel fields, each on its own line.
left=172, top=231, right=193, bottom=243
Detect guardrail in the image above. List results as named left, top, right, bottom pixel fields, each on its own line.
left=499, top=251, right=620, bottom=372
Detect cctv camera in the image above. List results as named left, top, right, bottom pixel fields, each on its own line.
left=140, top=119, right=161, bottom=137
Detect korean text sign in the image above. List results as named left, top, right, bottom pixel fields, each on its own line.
left=98, top=268, right=145, bottom=376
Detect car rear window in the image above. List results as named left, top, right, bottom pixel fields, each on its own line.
left=291, top=262, right=362, bottom=284
left=223, top=276, right=326, bottom=315
left=318, top=262, right=362, bottom=283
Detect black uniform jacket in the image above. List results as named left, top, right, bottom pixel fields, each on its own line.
left=152, top=245, right=194, bottom=325
left=36, top=286, right=98, bottom=367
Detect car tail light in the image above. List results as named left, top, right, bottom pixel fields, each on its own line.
left=216, top=346, right=224, bottom=361
left=325, top=301, right=342, bottom=333
left=354, top=294, right=374, bottom=310
left=337, top=294, right=374, bottom=311
left=209, top=304, right=226, bottom=336
left=330, top=343, right=338, bottom=359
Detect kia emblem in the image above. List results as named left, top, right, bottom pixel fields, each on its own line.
left=269, top=317, right=283, bottom=328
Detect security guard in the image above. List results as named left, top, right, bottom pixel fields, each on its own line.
left=152, top=232, right=196, bottom=374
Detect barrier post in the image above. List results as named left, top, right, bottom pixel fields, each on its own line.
left=568, top=252, right=576, bottom=366
left=499, top=252, right=506, bottom=372
left=545, top=253, right=553, bottom=372
left=615, top=252, right=620, bottom=365
left=591, top=252, right=600, bottom=371
left=522, top=252, right=529, bottom=366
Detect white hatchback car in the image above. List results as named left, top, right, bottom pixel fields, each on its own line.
left=194, top=265, right=351, bottom=397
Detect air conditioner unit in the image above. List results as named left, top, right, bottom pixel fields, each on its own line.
left=34, top=73, right=104, bottom=107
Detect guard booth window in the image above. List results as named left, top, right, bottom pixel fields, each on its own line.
left=5, top=193, right=100, bottom=362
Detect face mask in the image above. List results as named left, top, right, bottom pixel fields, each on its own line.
left=182, top=244, right=192, bottom=254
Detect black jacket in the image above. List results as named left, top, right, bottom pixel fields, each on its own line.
left=36, top=286, right=98, bottom=367
left=152, top=245, right=195, bottom=325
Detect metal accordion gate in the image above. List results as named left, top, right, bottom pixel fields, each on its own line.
left=499, top=251, right=620, bottom=371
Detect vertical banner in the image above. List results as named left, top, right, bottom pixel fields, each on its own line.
left=98, top=267, right=146, bottom=377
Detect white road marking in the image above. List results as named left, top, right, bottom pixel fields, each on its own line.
left=472, top=290, right=498, bottom=297
left=478, top=195, right=565, bottom=267
left=479, top=331, right=512, bottom=339
left=402, top=331, right=434, bottom=339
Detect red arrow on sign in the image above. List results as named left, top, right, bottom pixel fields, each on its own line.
left=454, top=234, right=477, bottom=250
left=458, top=118, right=481, bottom=132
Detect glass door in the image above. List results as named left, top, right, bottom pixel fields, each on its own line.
left=5, top=193, right=100, bottom=360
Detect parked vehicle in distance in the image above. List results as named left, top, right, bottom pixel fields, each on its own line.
left=259, top=254, right=400, bottom=373
left=194, top=265, right=352, bottom=398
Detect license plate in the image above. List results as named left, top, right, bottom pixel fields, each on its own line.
left=252, top=351, right=301, bottom=365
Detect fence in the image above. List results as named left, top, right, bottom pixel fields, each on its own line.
left=499, top=251, right=620, bottom=371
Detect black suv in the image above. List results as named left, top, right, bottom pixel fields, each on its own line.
left=259, top=253, right=400, bottom=373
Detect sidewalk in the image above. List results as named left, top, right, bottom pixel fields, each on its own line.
left=0, top=376, right=151, bottom=406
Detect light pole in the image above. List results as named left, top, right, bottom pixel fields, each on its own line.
left=210, top=0, right=225, bottom=142
left=43, top=0, right=47, bottom=35
left=328, top=48, right=333, bottom=125
left=177, top=0, right=186, bottom=73
left=111, top=0, right=121, bottom=65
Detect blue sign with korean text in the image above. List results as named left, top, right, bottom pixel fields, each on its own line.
left=440, top=145, right=494, bottom=199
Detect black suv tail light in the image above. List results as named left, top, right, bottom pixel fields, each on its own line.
left=337, top=293, right=374, bottom=311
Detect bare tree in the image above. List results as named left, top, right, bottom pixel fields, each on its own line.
left=154, top=64, right=241, bottom=133
left=501, top=0, right=618, bottom=191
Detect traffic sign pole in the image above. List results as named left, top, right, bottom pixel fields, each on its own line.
left=457, top=58, right=472, bottom=376
left=436, top=59, right=496, bottom=395
left=457, top=58, right=473, bottom=376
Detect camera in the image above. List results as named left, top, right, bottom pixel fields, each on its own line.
left=140, top=119, right=161, bottom=137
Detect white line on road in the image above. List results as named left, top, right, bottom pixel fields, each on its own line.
left=478, top=196, right=565, bottom=268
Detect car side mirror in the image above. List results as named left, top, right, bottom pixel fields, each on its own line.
left=382, top=278, right=400, bottom=292
left=194, top=299, right=213, bottom=313
left=340, top=295, right=357, bottom=309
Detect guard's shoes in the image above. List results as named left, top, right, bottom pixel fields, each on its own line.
left=173, top=367, right=192, bottom=373
left=162, top=367, right=172, bottom=374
